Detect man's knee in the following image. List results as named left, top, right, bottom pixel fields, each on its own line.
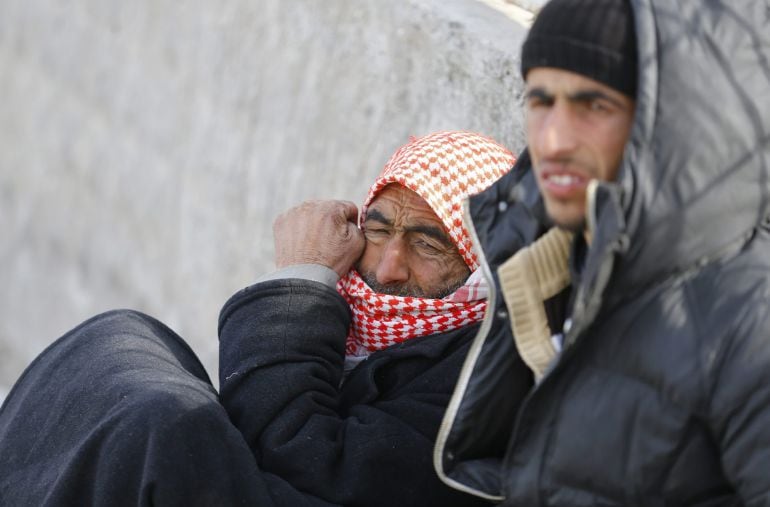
left=58, top=308, right=210, bottom=385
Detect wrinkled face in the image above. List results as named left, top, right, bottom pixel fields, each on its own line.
left=525, top=67, right=635, bottom=231
left=356, top=184, right=470, bottom=299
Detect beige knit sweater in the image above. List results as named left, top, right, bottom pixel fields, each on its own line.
left=497, top=227, right=573, bottom=380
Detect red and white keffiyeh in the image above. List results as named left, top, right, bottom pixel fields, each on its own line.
left=337, top=131, right=515, bottom=359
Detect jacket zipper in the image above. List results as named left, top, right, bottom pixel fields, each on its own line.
left=432, top=196, right=506, bottom=503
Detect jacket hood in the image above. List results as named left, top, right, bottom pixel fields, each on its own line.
left=583, top=0, right=770, bottom=318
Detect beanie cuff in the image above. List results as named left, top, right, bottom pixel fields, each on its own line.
left=522, top=35, right=637, bottom=97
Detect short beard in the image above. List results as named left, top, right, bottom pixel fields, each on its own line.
left=554, top=217, right=587, bottom=234
left=359, top=271, right=467, bottom=300
left=542, top=202, right=587, bottom=234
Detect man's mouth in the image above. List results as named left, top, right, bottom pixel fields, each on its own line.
left=539, top=167, right=589, bottom=198
left=548, top=173, right=583, bottom=186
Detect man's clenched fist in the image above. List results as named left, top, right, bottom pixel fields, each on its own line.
left=273, top=200, right=365, bottom=278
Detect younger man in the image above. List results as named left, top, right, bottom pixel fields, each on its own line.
left=436, top=0, right=770, bottom=504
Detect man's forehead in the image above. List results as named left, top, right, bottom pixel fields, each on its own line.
left=366, top=184, right=442, bottom=224
left=526, top=67, right=634, bottom=103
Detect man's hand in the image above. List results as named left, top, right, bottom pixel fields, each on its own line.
left=273, top=200, right=365, bottom=278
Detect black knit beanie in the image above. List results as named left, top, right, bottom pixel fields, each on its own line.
left=521, top=0, right=638, bottom=98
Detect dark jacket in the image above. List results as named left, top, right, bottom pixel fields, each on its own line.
left=435, top=0, right=770, bottom=505
left=0, top=309, right=331, bottom=507
left=219, top=278, right=491, bottom=507
left=0, top=279, right=490, bottom=506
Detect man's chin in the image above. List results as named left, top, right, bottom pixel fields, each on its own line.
left=544, top=205, right=586, bottom=234
left=553, top=218, right=586, bottom=234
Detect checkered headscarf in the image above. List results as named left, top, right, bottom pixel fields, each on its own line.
left=338, top=131, right=515, bottom=359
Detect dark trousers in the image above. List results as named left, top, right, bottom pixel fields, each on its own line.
left=0, top=309, right=333, bottom=507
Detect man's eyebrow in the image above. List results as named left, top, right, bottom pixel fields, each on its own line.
left=406, top=224, right=454, bottom=247
left=365, top=208, right=454, bottom=247
left=364, top=208, right=392, bottom=226
left=568, top=89, right=627, bottom=109
left=526, top=87, right=628, bottom=110
left=524, top=87, right=553, bottom=102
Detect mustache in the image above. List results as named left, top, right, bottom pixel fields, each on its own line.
left=358, top=271, right=465, bottom=300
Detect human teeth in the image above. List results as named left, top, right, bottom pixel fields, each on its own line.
left=550, top=174, right=576, bottom=186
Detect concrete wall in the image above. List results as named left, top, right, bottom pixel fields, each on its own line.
left=0, top=0, right=530, bottom=396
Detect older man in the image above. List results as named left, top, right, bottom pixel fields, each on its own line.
left=0, top=131, right=513, bottom=506
left=436, top=0, right=770, bottom=505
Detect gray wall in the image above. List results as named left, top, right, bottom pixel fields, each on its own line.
left=0, top=0, right=530, bottom=395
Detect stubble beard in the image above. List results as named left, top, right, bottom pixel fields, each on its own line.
left=358, top=270, right=467, bottom=300
left=542, top=198, right=588, bottom=234
left=553, top=216, right=587, bottom=234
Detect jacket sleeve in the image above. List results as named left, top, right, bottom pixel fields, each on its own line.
left=709, top=309, right=770, bottom=505
left=218, top=279, right=490, bottom=507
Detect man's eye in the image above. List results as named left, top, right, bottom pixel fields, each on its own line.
left=527, top=97, right=549, bottom=109
left=588, top=100, right=610, bottom=113
left=365, top=228, right=390, bottom=238
left=413, top=240, right=441, bottom=254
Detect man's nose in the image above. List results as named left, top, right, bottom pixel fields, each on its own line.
left=537, top=104, right=578, bottom=157
left=375, top=237, right=410, bottom=286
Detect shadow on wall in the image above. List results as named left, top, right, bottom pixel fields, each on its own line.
left=0, top=0, right=530, bottom=391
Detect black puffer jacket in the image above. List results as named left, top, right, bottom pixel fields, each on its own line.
left=435, top=0, right=770, bottom=505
